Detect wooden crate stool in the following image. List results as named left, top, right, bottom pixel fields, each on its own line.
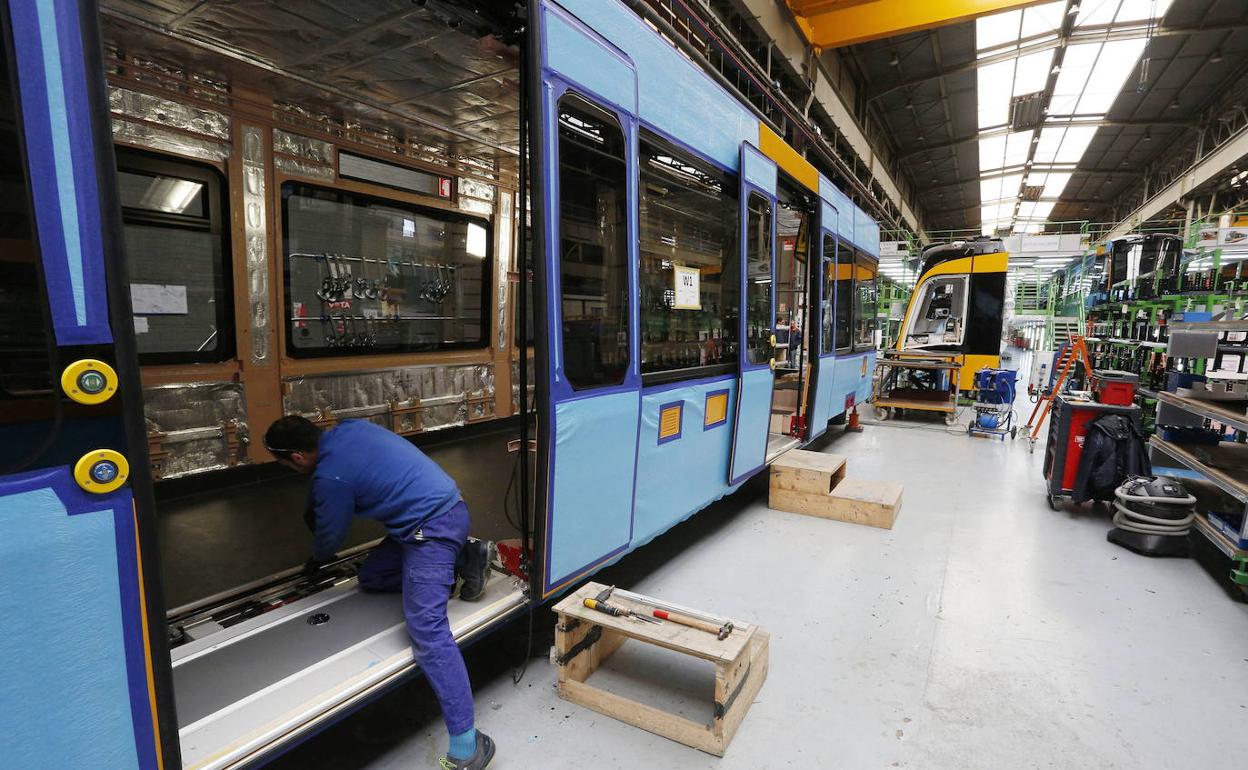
left=552, top=582, right=768, bottom=756
left=768, top=449, right=846, bottom=515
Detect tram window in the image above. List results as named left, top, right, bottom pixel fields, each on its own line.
left=637, top=131, right=739, bottom=378
left=556, top=94, right=629, bottom=389
left=744, top=193, right=773, bottom=366
left=833, top=239, right=853, bottom=352
left=854, top=255, right=878, bottom=349
left=116, top=151, right=232, bottom=364
left=0, top=43, right=52, bottom=409
left=282, top=183, right=491, bottom=357
left=906, top=275, right=968, bottom=349
left=820, top=233, right=835, bottom=354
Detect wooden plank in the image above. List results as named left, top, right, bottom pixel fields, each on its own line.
left=720, top=630, right=770, bottom=750
left=768, top=486, right=838, bottom=518
left=558, top=678, right=723, bottom=756
left=553, top=583, right=752, bottom=664
left=828, top=477, right=903, bottom=529
left=769, top=449, right=847, bottom=494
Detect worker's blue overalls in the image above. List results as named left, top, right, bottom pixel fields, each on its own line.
left=309, top=419, right=474, bottom=736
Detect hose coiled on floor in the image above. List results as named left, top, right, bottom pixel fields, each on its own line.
left=1111, top=476, right=1196, bottom=536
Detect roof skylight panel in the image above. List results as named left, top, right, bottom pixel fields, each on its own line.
left=1075, top=0, right=1121, bottom=27
left=1033, top=125, right=1097, bottom=164
left=980, top=173, right=1025, bottom=203
left=976, top=9, right=1023, bottom=50
left=1049, top=43, right=1101, bottom=115
left=1075, top=38, right=1147, bottom=113
left=977, top=59, right=1015, bottom=127
left=1013, top=49, right=1055, bottom=96
left=1020, top=1, right=1066, bottom=37
left=1114, top=0, right=1175, bottom=23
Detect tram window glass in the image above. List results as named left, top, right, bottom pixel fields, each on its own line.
left=820, top=233, right=835, bottom=354
left=906, top=275, right=968, bottom=349
left=744, top=193, right=773, bottom=365
left=0, top=41, right=52, bottom=409
left=556, top=95, right=629, bottom=389
left=854, top=256, right=878, bottom=348
left=637, top=132, right=739, bottom=377
left=282, top=183, right=490, bottom=357
left=116, top=151, right=232, bottom=363
left=833, top=239, right=853, bottom=351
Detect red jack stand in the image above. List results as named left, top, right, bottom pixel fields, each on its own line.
left=846, top=406, right=864, bottom=433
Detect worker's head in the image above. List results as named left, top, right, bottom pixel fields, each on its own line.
left=264, top=415, right=321, bottom=473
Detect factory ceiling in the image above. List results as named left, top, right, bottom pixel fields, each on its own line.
left=840, top=0, right=1248, bottom=235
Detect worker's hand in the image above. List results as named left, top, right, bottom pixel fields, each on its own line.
left=302, top=556, right=329, bottom=577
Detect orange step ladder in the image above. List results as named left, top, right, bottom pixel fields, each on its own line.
left=1024, top=336, right=1093, bottom=453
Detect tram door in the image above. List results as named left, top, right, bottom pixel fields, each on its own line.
left=0, top=1, right=171, bottom=768
left=728, top=144, right=778, bottom=484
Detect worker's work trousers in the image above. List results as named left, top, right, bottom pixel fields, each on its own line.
left=356, top=501, right=474, bottom=735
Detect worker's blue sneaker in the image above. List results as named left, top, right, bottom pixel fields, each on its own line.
left=439, top=731, right=495, bottom=769
left=457, top=538, right=492, bottom=602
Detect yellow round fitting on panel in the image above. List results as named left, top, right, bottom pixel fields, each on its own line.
left=61, top=359, right=118, bottom=405
left=74, top=449, right=130, bottom=494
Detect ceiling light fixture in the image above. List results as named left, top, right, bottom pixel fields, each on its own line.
left=1211, top=50, right=1224, bottom=63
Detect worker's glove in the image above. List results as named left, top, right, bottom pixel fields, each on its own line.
left=302, top=556, right=330, bottom=577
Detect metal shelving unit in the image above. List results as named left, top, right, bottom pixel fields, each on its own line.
left=1149, top=322, right=1248, bottom=586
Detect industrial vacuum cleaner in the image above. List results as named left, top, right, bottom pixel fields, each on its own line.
left=1107, top=475, right=1196, bottom=557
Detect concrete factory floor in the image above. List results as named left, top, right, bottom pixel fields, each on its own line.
left=269, top=362, right=1248, bottom=769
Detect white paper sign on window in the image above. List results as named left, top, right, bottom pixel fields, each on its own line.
left=130, top=283, right=188, bottom=315
left=672, top=265, right=701, bottom=310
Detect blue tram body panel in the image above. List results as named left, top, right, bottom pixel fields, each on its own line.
left=546, top=391, right=639, bottom=590
left=10, top=0, right=113, bottom=346
left=632, top=377, right=740, bottom=547
left=537, top=0, right=879, bottom=595
left=0, top=469, right=157, bottom=770
left=550, top=0, right=756, bottom=170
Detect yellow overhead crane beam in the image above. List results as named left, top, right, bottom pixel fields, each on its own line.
left=788, top=0, right=1051, bottom=48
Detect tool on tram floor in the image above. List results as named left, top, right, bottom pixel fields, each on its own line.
left=582, top=595, right=661, bottom=624
left=651, top=609, right=733, bottom=640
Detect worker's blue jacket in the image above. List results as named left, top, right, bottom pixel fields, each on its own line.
left=310, top=419, right=462, bottom=561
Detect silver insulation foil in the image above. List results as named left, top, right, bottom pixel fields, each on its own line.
left=457, top=183, right=494, bottom=217
left=511, top=357, right=535, bottom=414
left=144, top=381, right=249, bottom=479
left=108, top=84, right=231, bottom=161
left=242, top=125, right=271, bottom=364
left=284, top=363, right=495, bottom=433
left=274, top=155, right=335, bottom=181
left=496, top=190, right=513, bottom=351
left=273, top=129, right=334, bottom=164
left=109, top=85, right=230, bottom=139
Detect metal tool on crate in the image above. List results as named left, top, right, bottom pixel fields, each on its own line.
left=582, top=585, right=660, bottom=624
left=609, top=587, right=736, bottom=639
left=651, top=609, right=733, bottom=640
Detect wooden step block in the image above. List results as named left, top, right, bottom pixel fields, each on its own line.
left=553, top=582, right=767, bottom=757
left=827, top=477, right=903, bottom=529
left=768, top=449, right=846, bottom=495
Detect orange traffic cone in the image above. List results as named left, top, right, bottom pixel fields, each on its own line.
left=846, top=405, right=863, bottom=433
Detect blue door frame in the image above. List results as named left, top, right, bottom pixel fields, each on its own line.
left=728, top=143, right=777, bottom=485
left=1, top=0, right=170, bottom=766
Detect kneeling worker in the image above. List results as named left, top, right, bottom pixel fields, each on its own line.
left=264, top=415, right=496, bottom=770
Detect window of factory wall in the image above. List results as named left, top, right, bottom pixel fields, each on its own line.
left=854, top=255, right=878, bottom=349
left=638, top=131, right=739, bottom=381
left=556, top=94, right=629, bottom=390
left=744, top=193, right=773, bottom=366
left=833, top=239, right=853, bottom=352
left=281, top=183, right=490, bottom=357
left=820, top=232, right=835, bottom=354
left=116, top=149, right=233, bottom=364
